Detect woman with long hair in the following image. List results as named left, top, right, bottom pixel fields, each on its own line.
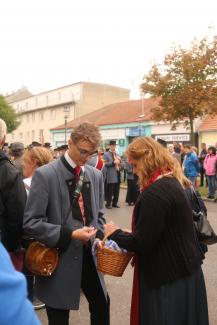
left=104, top=136, right=208, bottom=325
left=22, top=146, right=53, bottom=307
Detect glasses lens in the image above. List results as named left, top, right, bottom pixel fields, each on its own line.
left=76, top=144, right=97, bottom=157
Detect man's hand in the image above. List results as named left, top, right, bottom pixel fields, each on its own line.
left=114, top=158, right=121, bottom=165
left=122, top=228, right=132, bottom=233
left=104, top=221, right=119, bottom=236
left=72, top=227, right=97, bottom=242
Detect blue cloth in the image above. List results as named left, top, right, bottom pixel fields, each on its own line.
left=0, top=243, right=40, bottom=325
left=183, top=152, right=200, bottom=177
left=92, top=239, right=127, bottom=255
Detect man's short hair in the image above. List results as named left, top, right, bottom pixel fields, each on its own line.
left=0, top=118, right=7, bottom=143
left=70, top=122, right=101, bottom=148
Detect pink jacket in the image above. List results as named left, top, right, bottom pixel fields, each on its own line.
left=204, top=154, right=217, bottom=175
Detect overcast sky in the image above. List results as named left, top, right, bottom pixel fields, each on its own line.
left=0, top=0, right=216, bottom=98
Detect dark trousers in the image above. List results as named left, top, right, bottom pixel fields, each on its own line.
left=104, top=181, right=108, bottom=202
left=45, top=245, right=110, bottom=325
left=23, top=265, right=34, bottom=302
left=200, top=167, right=207, bottom=187
left=106, top=182, right=120, bottom=206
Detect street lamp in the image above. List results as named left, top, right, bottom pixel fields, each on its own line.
left=138, top=91, right=145, bottom=136
left=139, top=90, right=145, bottom=118
left=63, top=105, right=70, bottom=145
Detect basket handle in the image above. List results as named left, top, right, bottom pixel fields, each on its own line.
left=101, top=232, right=114, bottom=245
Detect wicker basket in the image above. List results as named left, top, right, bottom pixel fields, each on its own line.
left=96, top=234, right=134, bottom=277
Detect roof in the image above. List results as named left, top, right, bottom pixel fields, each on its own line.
left=198, top=115, right=217, bottom=132
left=6, top=82, right=130, bottom=103
left=51, top=98, right=160, bottom=131
left=5, top=87, right=32, bottom=103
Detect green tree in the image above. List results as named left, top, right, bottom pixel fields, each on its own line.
left=141, top=36, right=217, bottom=144
left=0, top=95, right=20, bottom=132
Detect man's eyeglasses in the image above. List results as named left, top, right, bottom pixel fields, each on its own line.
left=75, top=143, right=98, bottom=157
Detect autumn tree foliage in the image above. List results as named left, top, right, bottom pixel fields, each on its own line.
left=0, top=95, right=20, bottom=132
left=141, top=36, right=217, bottom=144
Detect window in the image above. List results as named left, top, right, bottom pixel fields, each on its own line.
left=39, top=112, right=44, bottom=121
left=32, top=112, right=35, bottom=122
left=25, top=102, right=28, bottom=110
left=39, top=129, right=44, bottom=137
left=39, top=129, right=44, bottom=143
left=50, top=109, right=56, bottom=120
left=46, top=96, right=49, bottom=106
left=26, top=114, right=29, bottom=123
left=26, top=132, right=30, bottom=140
left=35, top=98, right=38, bottom=107
left=58, top=92, right=61, bottom=101
left=32, top=130, right=35, bottom=141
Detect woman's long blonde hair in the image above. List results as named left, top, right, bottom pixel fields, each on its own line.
left=126, top=136, right=192, bottom=188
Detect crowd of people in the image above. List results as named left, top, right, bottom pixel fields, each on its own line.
left=103, top=139, right=217, bottom=209
left=166, top=141, right=217, bottom=200
left=0, top=115, right=216, bottom=325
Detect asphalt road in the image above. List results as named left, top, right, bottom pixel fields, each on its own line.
left=36, top=189, right=217, bottom=325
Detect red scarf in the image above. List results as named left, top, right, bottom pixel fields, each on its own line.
left=130, top=169, right=162, bottom=325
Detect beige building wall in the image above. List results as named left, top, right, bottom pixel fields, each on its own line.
left=75, top=82, right=129, bottom=118
left=10, top=104, right=75, bottom=145
left=7, top=82, right=129, bottom=145
left=198, top=131, right=217, bottom=147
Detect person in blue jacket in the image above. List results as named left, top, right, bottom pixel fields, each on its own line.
left=0, top=242, right=40, bottom=325
left=183, top=145, right=200, bottom=188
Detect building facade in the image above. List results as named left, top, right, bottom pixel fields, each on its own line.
left=198, top=115, right=217, bottom=147
left=51, top=99, right=194, bottom=154
left=6, top=82, right=129, bottom=145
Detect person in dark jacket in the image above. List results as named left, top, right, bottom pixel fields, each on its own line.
left=103, top=140, right=121, bottom=208
left=104, top=136, right=208, bottom=325
left=199, top=143, right=208, bottom=187
left=0, top=119, right=26, bottom=262
left=10, top=141, right=25, bottom=174
left=124, top=160, right=139, bottom=205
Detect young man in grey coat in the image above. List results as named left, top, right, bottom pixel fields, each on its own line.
left=23, top=122, right=109, bottom=325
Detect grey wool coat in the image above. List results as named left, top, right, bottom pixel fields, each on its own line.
left=23, top=158, right=107, bottom=310
left=103, top=151, right=118, bottom=183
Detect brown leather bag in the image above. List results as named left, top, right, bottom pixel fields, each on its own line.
left=25, top=241, right=58, bottom=276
